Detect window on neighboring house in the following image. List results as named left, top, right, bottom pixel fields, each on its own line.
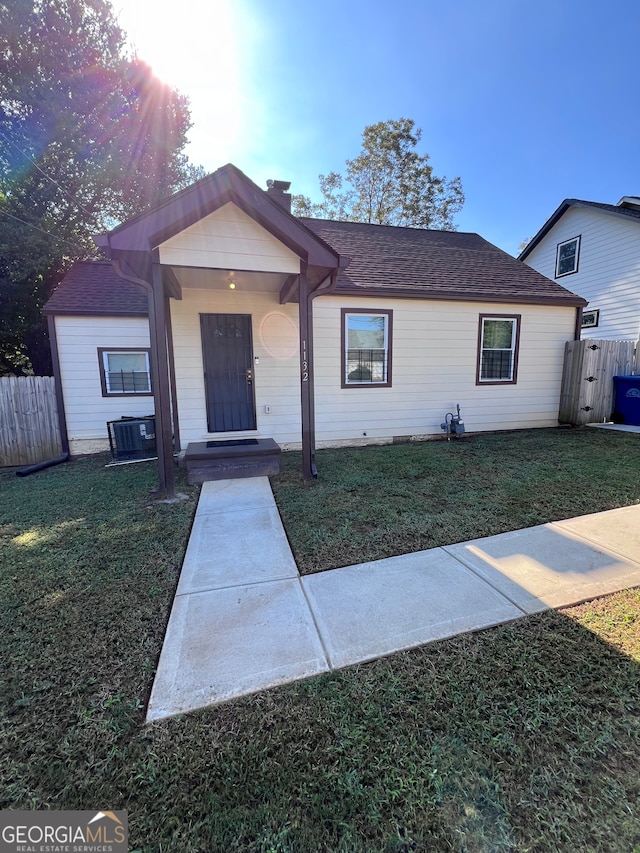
left=342, top=309, right=392, bottom=387
left=581, top=309, right=599, bottom=329
left=477, top=315, right=520, bottom=384
left=98, top=348, right=152, bottom=396
left=555, top=236, right=580, bottom=277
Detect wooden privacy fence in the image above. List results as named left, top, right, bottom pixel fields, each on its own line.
left=0, top=376, right=62, bottom=467
left=559, top=339, right=640, bottom=425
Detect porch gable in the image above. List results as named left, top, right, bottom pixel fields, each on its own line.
left=158, top=202, right=301, bottom=274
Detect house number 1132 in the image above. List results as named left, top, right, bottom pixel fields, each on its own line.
left=302, top=340, right=308, bottom=382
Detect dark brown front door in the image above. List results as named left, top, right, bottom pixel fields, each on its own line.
left=201, top=313, right=256, bottom=432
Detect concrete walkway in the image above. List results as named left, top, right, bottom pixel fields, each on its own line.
left=147, top=479, right=640, bottom=721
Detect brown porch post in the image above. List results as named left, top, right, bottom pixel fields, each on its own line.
left=151, top=262, right=176, bottom=497
left=165, top=292, right=181, bottom=451
left=298, top=264, right=317, bottom=479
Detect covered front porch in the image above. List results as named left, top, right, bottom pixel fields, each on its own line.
left=94, top=165, right=343, bottom=496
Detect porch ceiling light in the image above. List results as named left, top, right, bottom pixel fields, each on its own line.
left=228, top=270, right=236, bottom=289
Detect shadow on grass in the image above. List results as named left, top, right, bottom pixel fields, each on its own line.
left=3, top=579, right=639, bottom=852
left=1, top=443, right=639, bottom=851
left=124, top=609, right=640, bottom=852
left=271, top=430, right=640, bottom=574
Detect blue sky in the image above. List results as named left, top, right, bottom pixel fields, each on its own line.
left=115, top=0, right=639, bottom=256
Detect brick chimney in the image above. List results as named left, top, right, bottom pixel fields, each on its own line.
left=266, top=179, right=292, bottom=212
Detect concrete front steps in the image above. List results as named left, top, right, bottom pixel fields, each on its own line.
left=184, top=438, right=281, bottom=484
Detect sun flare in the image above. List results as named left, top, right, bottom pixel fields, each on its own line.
left=113, top=0, right=257, bottom=171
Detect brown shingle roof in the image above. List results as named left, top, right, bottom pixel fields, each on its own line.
left=301, top=219, right=585, bottom=306
left=44, top=218, right=586, bottom=317
left=43, top=261, right=147, bottom=316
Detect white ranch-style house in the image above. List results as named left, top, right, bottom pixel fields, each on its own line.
left=43, top=164, right=586, bottom=493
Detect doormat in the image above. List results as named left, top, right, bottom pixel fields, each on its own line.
left=205, top=439, right=260, bottom=448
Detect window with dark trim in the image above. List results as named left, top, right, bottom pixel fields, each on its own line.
left=555, top=236, right=580, bottom=277
left=98, top=348, right=152, bottom=397
left=341, top=308, right=392, bottom=387
left=581, top=308, right=599, bottom=329
left=476, top=315, right=520, bottom=385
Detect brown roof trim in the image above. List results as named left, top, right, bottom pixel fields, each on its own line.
left=279, top=273, right=299, bottom=304
left=99, top=164, right=341, bottom=271
left=329, top=285, right=587, bottom=308
left=42, top=306, right=148, bottom=317
left=46, top=279, right=584, bottom=315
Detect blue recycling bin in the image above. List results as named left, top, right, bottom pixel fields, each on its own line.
left=612, top=376, right=640, bottom=426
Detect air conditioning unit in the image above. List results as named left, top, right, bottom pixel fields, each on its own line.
left=107, top=417, right=157, bottom=462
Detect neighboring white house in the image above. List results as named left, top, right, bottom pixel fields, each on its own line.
left=43, top=164, right=585, bottom=481
left=519, top=197, right=640, bottom=341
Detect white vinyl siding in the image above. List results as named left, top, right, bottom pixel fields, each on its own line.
left=158, top=202, right=300, bottom=274
left=312, top=297, right=575, bottom=444
left=524, top=206, right=640, bottom=340
left=54, top=316, right=153, bottom=453
left=55, top=294, right=576, bottom=455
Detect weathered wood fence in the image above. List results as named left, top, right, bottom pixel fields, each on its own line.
left=559, top=339, right=640, bottom=425
left=0, top=376, right=62, bottom=467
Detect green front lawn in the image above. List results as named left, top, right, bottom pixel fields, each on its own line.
left=1, top=428, right=639, bottom=852
left=272, top=428, right=640, bottom=573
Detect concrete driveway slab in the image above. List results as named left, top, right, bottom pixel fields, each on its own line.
left=147, top=579, right=329, bottom=720
left=301, top=548, right=523, bottom=669
left=553, top=505, right=640, bottom=564
left=177, top=504, right=298, bottom=593
left=445, top=522, right=640, bottom=614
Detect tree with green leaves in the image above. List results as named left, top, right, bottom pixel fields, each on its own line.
left=0, top=0, right=202, bottom=375
left=293, top=118, right=464, bottom=230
